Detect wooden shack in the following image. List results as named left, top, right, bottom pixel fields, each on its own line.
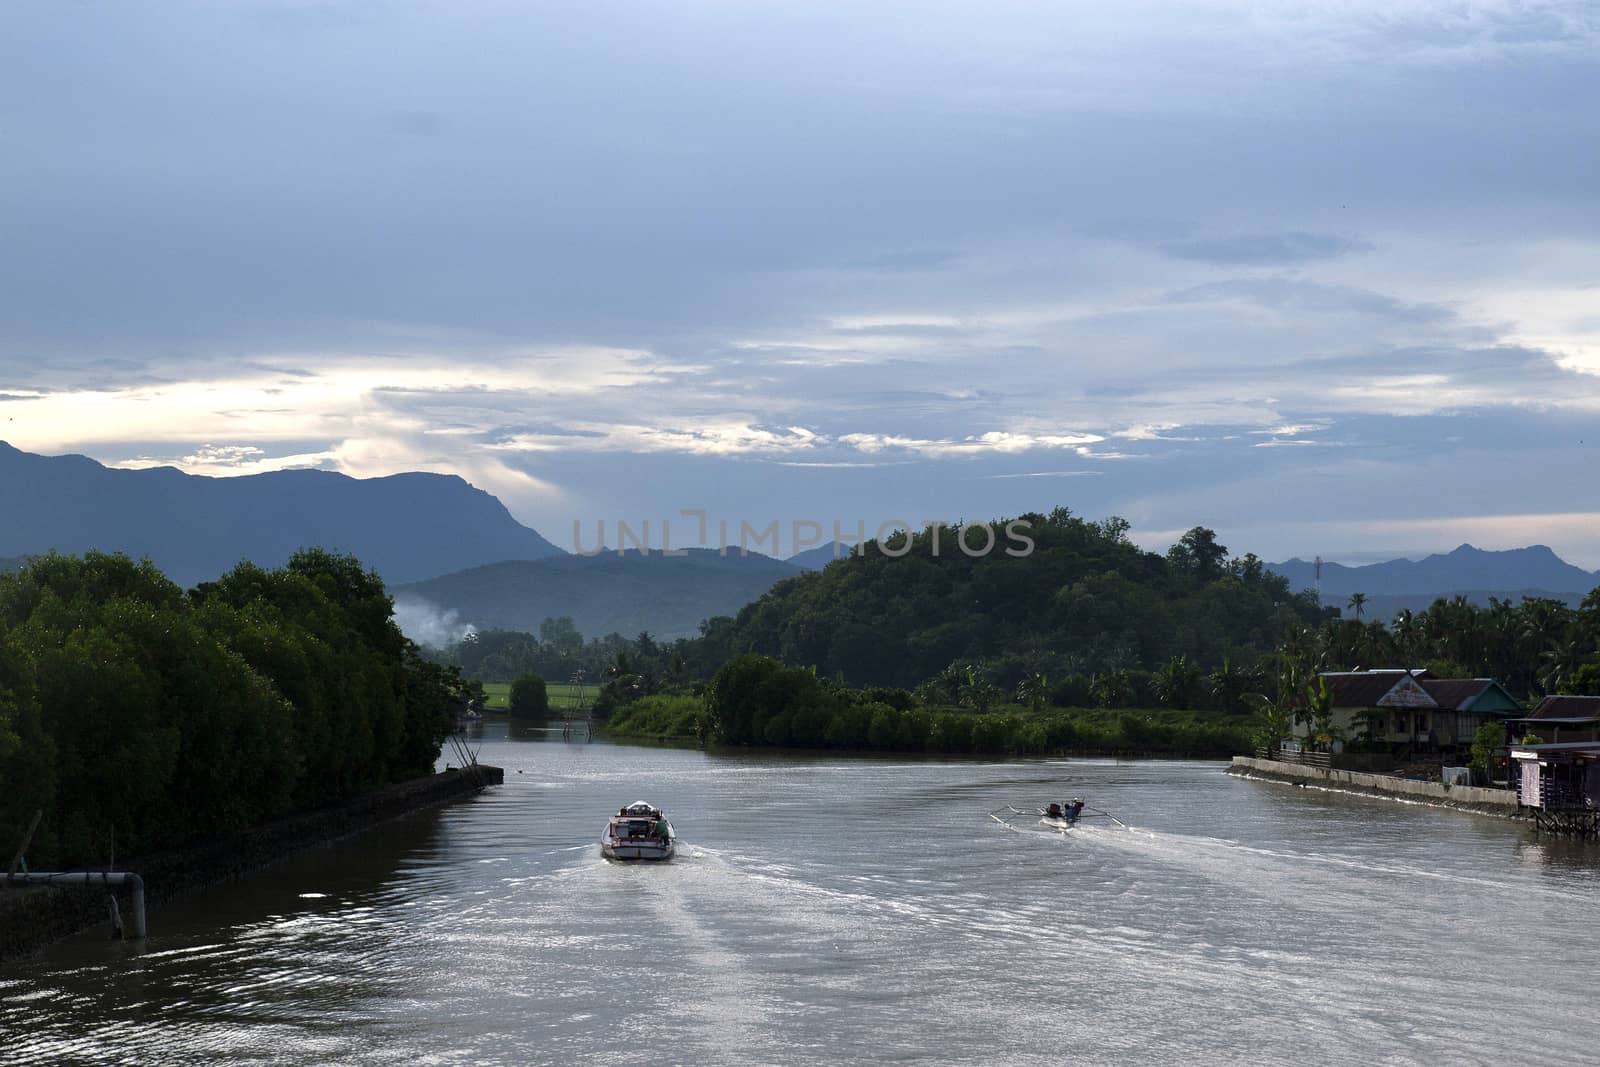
left=1508, top=741, right=1600, bottom=836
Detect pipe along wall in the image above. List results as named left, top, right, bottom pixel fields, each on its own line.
left=7, top=873, right=146, bottom=939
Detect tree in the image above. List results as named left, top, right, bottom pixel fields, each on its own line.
left=1016, top=672, right=1050, bottom=714
left=1153, top=655, right=1202, bottom=710
left=1166, top=527, right=1228, bottom=582
left=1346, top=592, right=1367, bottom=620
left=1302, top=676, right=1340, bottom=749
left=1559, top=662, right=1600, bottom=696
left=1469, top=720, right=1505, bottom=784
left=1247, top=693, right=1293, bottom=758
left=509, top=672, right=550, bottom=720
left=539, top=616, right=585, bottom=658
left=1206, top=658, right=1259, bottom=713
left=1092, top=669, right=1134, bottom=709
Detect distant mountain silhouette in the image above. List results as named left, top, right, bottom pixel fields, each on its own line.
left=396, top=548, right=804, bottom=641
left=1269, top=544, right=1598, bottom=611
left=787, top=541, right=862, bottom=571
left=0, top=441, right=562, bottom=587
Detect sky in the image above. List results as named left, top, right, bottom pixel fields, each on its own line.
left=3, top=0, right=1598, bottom=564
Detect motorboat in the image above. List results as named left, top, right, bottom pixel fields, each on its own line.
left=988, top=803, right=1127, bottom=833
left=601, top=800, right=676, bottom=861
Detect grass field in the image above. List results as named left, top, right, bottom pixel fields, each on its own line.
left=480, top=681, right=593, bottom=713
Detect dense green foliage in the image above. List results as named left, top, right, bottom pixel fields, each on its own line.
left=602, top=694, right=704, bottom=741
left=436, top=619, right=688, bottom=688
left=1271, top=589, right=1600, bottom=720
left=508, top=672, right=550, bottom=719
left=607, top=654, right=1253, bottom=757
left=0, top=550, right=468, bottom=870
left=1469, top=720, right=1506, bottom=779
left=694, top=511, right=1323, bottom=689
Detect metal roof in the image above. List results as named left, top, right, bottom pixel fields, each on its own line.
left=1529, top=695, right=1600, bottom=721
left=1510, top=741, right=1600, bottom=761
left=1421, top=678, right=1516, bottom=713
left=1510, top=716, right=1600, bottom=725
left=1320, top=670, right=1432, bottom=709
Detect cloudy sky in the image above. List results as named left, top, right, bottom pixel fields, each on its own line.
left=3, top=1, right=1598, bottom=563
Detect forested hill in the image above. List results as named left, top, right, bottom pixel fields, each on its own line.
left=692, top=510, right=1326, bottom=689
left=0, top=441, right=562, bottom=586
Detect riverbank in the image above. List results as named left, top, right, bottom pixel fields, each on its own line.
left=1228, top=756, right=1518, bottom=815
left=1, top=763, right=504, bottom=963
left=603, top=694, right=1256, bottom=757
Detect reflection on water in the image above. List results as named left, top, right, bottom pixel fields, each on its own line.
left=4, top=724, right=1598, bottom=1065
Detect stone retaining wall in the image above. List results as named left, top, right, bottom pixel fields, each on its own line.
left=1228, top=756, right=1517, bottom=814
left=1, top=764, right=503, bottom=963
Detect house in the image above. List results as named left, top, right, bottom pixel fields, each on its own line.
left=1421, top=677, right=1526, bottom=747
left=1509, top=741, right=1600, bottom=810
left=1307, top=669, right=1523, bottom=752
left=1511, top=694, right=1600, bottom=744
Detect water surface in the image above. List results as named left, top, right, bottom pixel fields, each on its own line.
left=3, top=725, right=1593, bottom=1065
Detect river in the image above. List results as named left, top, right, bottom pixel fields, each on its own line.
left=3, top=724, right=1596, bottom=1065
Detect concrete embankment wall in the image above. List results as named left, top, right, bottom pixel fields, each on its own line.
left=1, top=763, right=503, bottom=963
left=1228, top=756, right=1518, bottom=815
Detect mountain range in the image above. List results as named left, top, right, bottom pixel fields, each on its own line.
left=0, top=441, right=561, bottom=587
left=395, top=549, right=803, bottom=641
left=1268, top=544, right=1597, bottom=598
left=1268, top=544, right=1598, bottom=617
left=5, top=442, right=1600, bottom=637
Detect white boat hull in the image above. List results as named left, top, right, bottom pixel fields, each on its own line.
left=1038, top=816, right=1076, bottom=831
left=600, top=838, right=676, bottom=861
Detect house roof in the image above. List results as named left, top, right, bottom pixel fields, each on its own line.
left=1510, top=716, right=1600, bottom=725
left=1421, top=678, right=1521, bottom=716
left=1320, top=670, right=1433, bottom=709
left=1529, top=695, right=1600, bottom=721
left=1510, top=741, right=1600, bottom=762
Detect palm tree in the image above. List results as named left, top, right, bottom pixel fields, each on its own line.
left=1246, top=692, right=1295, bottom=758
left=1540, top=640, right=1590, bottom=694
left=1207, top=658, right=1260, bottom=713
left=1153, top=655, right=1202, bottom=710
left=1016, top=672, right=1051, bottom=715
left=1091, top=669, right=1134, bottom=709
left=1347, top=592, right=1367, bottom=620
left=1391, top=608, right=1420, bottom=665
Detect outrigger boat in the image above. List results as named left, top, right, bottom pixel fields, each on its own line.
left=601, top=801, right=676, bottom=861
left=989, top=802, right=1127, bottom=833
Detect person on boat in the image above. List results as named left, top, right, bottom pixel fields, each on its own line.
left=653, top=814, right=670, bottom=844
left=1070, top=798, right=1085, bottom=824
left=1045, top=802, right=1064, bottom=818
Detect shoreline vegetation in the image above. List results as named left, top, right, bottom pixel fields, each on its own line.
left=1, top=551, right=476, bottom=874
left=600, top=661, right=1256, bottom=758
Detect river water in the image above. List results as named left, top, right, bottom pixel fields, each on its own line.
left=3, top=724, right=1596, bottom=1065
